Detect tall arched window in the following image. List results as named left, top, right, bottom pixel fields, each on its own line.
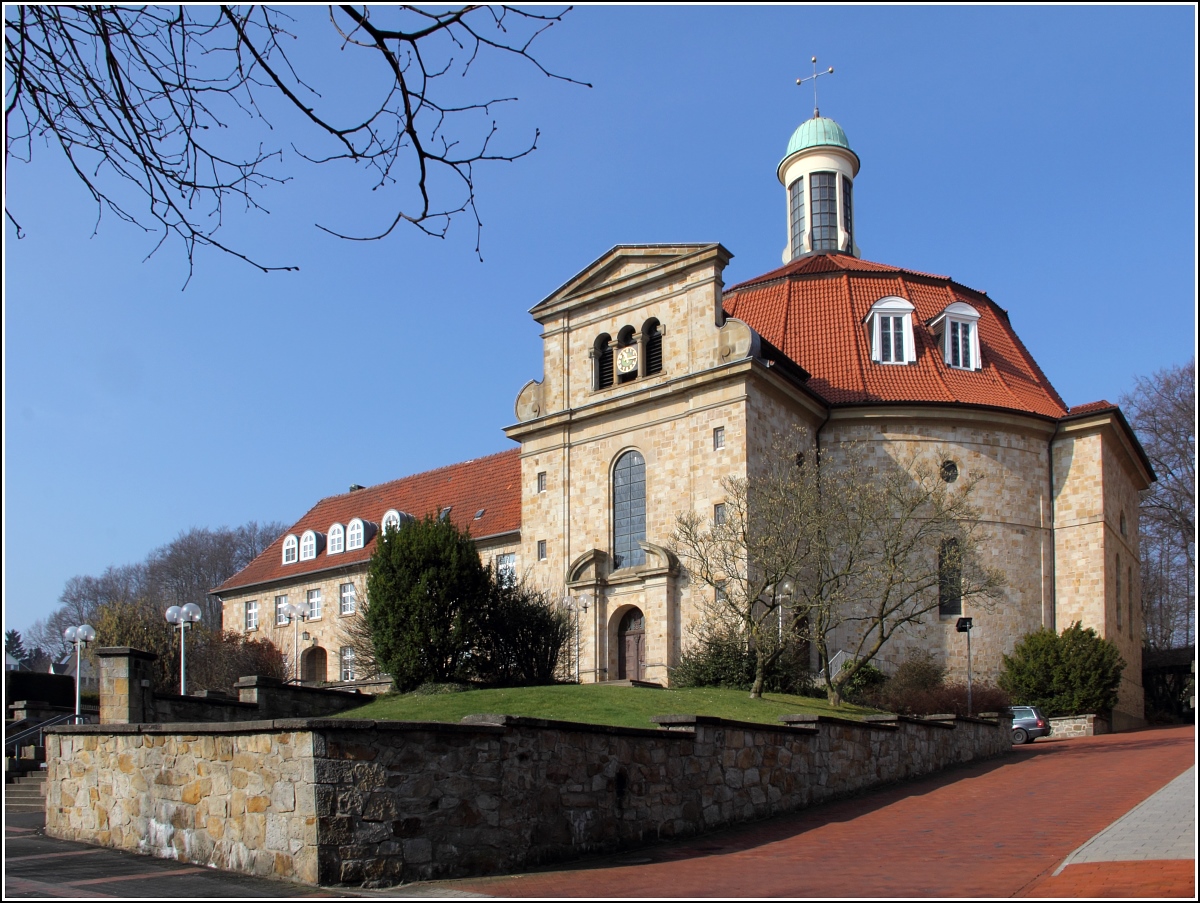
left=613, top=450, right=646, bottom=569
left=938, top=538, right=962, bottom=616
left=594, top=333, right=614, bottom=389
left=788, top=176, right=806, bottom=259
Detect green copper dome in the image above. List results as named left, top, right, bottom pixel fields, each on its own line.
left=784, top=116, right=852, bottom=156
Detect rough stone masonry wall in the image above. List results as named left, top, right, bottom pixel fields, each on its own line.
left=46, top=712, right=1009, bottom=887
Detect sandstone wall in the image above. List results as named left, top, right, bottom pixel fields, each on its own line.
left=46, top=711, right=1010, bottom=887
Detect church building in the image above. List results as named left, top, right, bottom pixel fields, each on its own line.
left=216, top=108, right=1153, bottom=728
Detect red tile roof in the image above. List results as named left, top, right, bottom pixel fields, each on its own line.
left=215, top=448, right=521, bottom=594
left=723, top=253, right=1069, bottom=418
left=1066, top=400, right=1117, bottom=416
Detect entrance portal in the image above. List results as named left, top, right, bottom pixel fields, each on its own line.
left=617, top=608, right=645, bottom=681
left=301, top=646, right=327, bottom=683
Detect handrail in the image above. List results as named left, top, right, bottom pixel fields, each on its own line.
left=4, top=713, right=88, bottom=755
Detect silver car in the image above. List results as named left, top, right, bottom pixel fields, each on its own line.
left=1010, top=705, right=1051, bottom=744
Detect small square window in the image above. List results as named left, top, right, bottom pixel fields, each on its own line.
left=713, top=427, right=725, bottom=450
left=537, top=471, right=547, bottom=493
left=714, top=503, right=727, bottom=526
left=537, top=540, right=547, bottom=560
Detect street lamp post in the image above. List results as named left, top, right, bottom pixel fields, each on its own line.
left=956, top=617, right=974, bottom=716
left=282, top=601, right=309, bottom=682
left=62, top=624, right=96, bottom=717
left=165, top=603, right=202, bottom=695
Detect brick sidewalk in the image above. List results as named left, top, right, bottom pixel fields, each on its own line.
left=430, top=725, right=1195, bottom=898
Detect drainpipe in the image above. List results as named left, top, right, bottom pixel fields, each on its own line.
left=1046, top=426, right=1060, bottom=633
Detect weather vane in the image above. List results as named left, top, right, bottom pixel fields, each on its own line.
left=796, top=56, right=834, bottom=119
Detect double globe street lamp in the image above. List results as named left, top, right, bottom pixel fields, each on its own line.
left=165, top=603, right=202, bottom=695
left=62, top=624, right=96, bottom=717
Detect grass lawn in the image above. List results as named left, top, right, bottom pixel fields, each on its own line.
left=333, top=684, right=880, bottom=730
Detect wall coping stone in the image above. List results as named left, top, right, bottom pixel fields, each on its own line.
left=96, top=646, right=157, bottom=660
left=470, top=713, right=673, bottom=739
left=653, top=714, right=816, bottom=735
left=235, top=675, right=367, bottom=700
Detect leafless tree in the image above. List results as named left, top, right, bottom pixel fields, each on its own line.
left=1121, top=359, right=1195, bottom=649
left=672, top=431, right=1005, bottom=704
left=5, top=5, right=586, bottom=283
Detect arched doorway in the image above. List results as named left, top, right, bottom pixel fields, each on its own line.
left=301, top=646, right=327, bottom=683
left=617, top=608, right=645, bottom=681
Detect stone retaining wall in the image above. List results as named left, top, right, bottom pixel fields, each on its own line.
left=1049, top=713, right=1110, bottom=739
left=46, top=710, right=1010, bottom=887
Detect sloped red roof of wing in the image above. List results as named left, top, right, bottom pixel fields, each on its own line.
left=722, top=254, right=1068, bottom=418
left=215, top=448, right=521, bottom=593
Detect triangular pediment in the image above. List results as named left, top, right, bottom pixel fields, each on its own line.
left=531, top=244, right=731, bottom=318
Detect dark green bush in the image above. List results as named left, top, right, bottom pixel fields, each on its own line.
left=470, top=577, right=570, bottom=686
left=840, top=660, right=887, bottom=702
left=999, top=621, right=1124, bottom=717
left=672, top=627, right=813, bottom=694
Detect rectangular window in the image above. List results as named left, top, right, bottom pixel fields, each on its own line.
left=307, top=588, right=322, bottom=620
left=537, top=540, right=547, bottom=560
left=328, top=528, right=344, bottom=555
left=713, top=426, right=725, bottom=450
left=788, top=176, right=806, bottom=259
left=1115, top=557, right=1122, bottom=629
left=810, top=172, right=838, bottom=251
left=949, top=321, right=972, bottom=369
left=496, top=553, right=516, bottom=586
left=245, top=600, right=258, bottom=631
left=841, top=174, right=854, bottom=250
left=714, top=503, right=727, bottom=526
left=880, top=315, right=905, bottom=363
left=275, top=594, right=289, bottom=626
left=340, top=582, right=356, bottom=615
left=716, top=581, right=729, bottom=604
left=537, top=471, right=547, bottom=493
left=340, top=646, right=356, bottom=682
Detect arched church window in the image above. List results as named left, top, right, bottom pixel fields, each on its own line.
left=643, top=318, right=663, bottom=376
left=613, top=450, right=646, bottom=569
left=594, top=334, right=614, bottom=389
left=938, top=538, right=962, bottom=616
left=789, top=176, right=806, bottom=259
left=810, top=172, right=838, bottom=251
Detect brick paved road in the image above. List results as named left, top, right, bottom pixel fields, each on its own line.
left=430, top=725, right=1196, bottom=898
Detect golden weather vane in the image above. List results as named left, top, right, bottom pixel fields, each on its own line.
left=796, top=56, right=834, bottom=118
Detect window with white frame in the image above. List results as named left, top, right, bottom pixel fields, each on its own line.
left=537, top=540, right=547, bottom=560
left=381, top=510, right=402, bottom=534
left=340, top=582, right=356, bottom=615
left=275, top=594, right=290, bottom=625
left=282, top=535, right=299, bottom=564
left=347, top=518, right=366, bottom=550
left=927, top=301, right=982, bottom=371
left=340, top=646, right=356, bottom=681
left=537, top=471, right=547, bottom=493
left=866, top=296, right=917, bottom=364
left=245, top=600, right=258, bottom=631
left=307, top=588, right=323, bottom=619
left=496, top=553, right=516, bottom=586
left=300, top=529, right=322, bottom=561
left=713, top=426, right=725, bottom=450
left=328, top=523, right=345, bottom=555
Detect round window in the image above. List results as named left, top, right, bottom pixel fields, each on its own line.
left=940, top=460, right=959, bottom=483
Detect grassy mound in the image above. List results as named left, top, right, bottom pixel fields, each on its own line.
left=334, top=683, right=879, bottom=730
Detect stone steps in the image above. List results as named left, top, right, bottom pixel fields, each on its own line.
left=5, top=772, right=46, bottom=813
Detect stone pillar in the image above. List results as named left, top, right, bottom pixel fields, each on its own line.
left=97, top=647, right=158, bottom=724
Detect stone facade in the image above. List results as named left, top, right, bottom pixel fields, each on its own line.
left=1048, top=713, right=1110, bottom=739
left=45, top=710, right=1011, bottom=887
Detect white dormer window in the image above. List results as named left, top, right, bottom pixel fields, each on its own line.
left=347, top=518, right=366, bottom=550
left=299, top=529, right=323, bottom=561
left=927, top=301, right=982, bottom=371
left=282, top=534, right=299, bottom=564
left=866, top=296, right=917, bottom=364
left=382, top=509, right=402, bottom=534
left=328, top=523, right=345, bottom=555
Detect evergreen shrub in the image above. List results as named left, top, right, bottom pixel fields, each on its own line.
left=999, top=621, right=1125, bottom=717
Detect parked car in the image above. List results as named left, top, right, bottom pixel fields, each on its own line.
left=1010, top=705, right=1050, bottom=744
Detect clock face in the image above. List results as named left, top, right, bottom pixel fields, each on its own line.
left=616, top=345, right=639, bottom=374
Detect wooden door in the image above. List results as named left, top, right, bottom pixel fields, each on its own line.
left=617, top=608, right=645, bottom=681
left=302, top=646, right=327, bottom=683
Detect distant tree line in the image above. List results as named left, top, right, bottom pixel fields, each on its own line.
left=21, top=520, right=288, bottom=693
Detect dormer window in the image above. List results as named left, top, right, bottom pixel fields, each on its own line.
left=866, top=296, right=916, bottom=364
left=927, top=301, right=982, bottom=371
left=282, top=535, right=299, bottom=564
left=328, top=523, right=345, bottom=555
left=381, top=509, right=402, bottom=534
left=347, top=518, right=366, bottom=550
left=299, top=529, right=324, bottom=561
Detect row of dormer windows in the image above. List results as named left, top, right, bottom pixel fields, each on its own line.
left=282, top=508, right=415, bottom=564
left=866, top=297, right=983, bottom=370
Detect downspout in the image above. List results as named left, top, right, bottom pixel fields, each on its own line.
left=1045, top=425, right=1060, bottom=633
left=812, top=404, right=832, bottom=675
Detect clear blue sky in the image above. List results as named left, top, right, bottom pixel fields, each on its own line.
left=4, top=6, right=1195, bottom=638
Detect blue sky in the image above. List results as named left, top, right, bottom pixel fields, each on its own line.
left=4, top=6, right=1196, bottom=638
